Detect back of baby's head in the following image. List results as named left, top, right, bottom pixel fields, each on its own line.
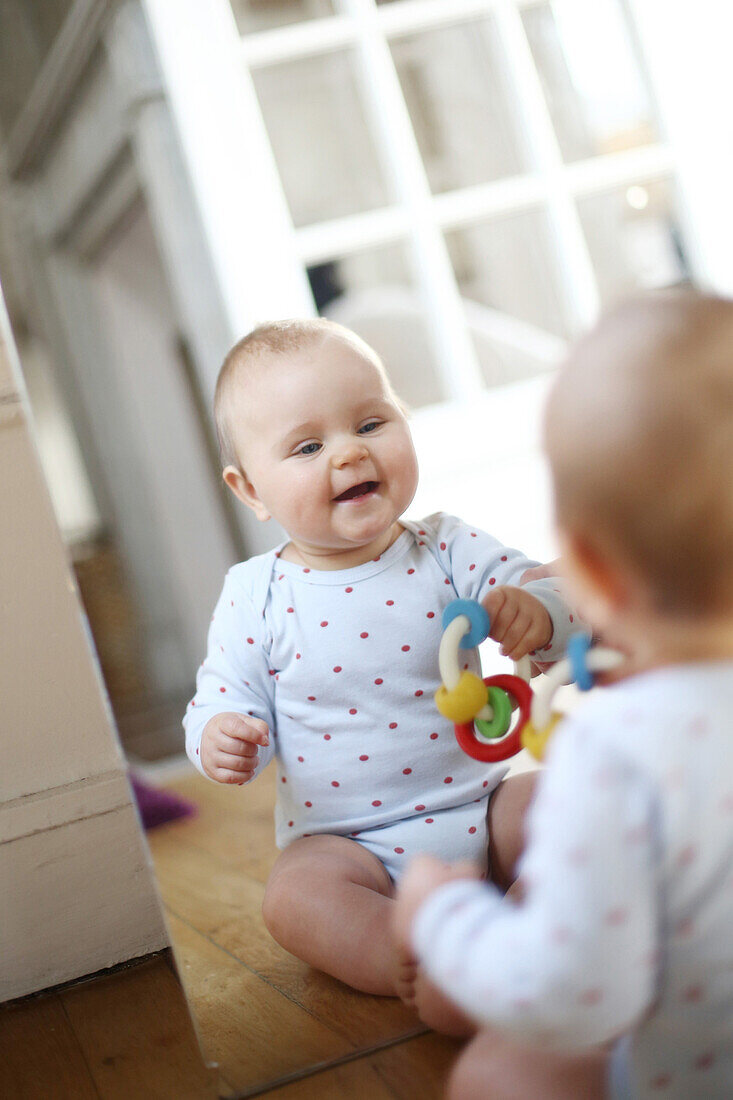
left=545, top=291, right=733, bottom=616
left=214, top=317, right=384, bottom=468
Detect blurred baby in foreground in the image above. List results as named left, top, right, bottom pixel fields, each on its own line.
left=395, top=292, right=733, bottom=1099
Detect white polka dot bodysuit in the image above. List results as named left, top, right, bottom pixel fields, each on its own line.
left=184, top=513, right=577, bottom=876
left=412, top=663, right=733, bottom=1097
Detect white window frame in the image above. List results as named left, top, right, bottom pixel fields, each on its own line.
left=141, top=0, right=717, bottom=557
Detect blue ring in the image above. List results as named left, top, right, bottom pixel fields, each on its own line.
left=567, top=632, right=594, bottom=692
left=442, top=599, right=491, bottom=649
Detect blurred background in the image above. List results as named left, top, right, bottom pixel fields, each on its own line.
left=0, top=0, right=729, bottom=766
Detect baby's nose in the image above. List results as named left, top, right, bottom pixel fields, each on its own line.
left=332, top=440, right=369, bottom=467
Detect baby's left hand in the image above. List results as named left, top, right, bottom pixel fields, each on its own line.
left=393, top=855, right=482, bottom=955
left=482, top=585, right=552, bottom=660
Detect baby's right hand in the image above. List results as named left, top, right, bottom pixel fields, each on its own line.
left=200, top=712, right=269, bottom=785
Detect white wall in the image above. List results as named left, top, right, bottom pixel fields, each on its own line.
left=0, top=296, right=168, bottom=1001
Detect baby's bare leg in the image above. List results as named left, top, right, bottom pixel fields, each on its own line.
left=262, top=834, right=401, bottom=995
left=487, top=770, right=538, bottom=891
left=447, top=1027, right=608, bottom=1099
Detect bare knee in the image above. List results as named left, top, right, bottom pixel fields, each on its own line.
left=447, top=1034, right=509, bottom=1100
left=261, top=834, right=392, bottom=945
left=447, top=1030, right=608, bottom=1100
left=448, top=1038, right=546, bottom=1100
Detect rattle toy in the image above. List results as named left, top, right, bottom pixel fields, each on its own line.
left=435, top=599, right=623, bottom=762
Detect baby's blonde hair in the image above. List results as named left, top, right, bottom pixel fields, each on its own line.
left=214, top=317, right=396, bottom=469
left=544, top=291, right=733, bottom=617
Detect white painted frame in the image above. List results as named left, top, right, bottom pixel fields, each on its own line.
left=140, top=0, right=689, bottom=405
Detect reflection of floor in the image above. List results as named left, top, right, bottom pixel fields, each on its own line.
left=148, top=767, right=463, bottom=1098
left=0, top=954, right=217, bottom=1097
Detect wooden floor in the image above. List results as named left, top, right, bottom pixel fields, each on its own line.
left=147, top=766, right=464, bottom=1098
left=0, top=954, right=218, bottom=1099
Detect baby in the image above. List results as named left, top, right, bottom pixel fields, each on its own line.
left=394, top=292, right=733, bottom=1097
left=183, top=318, right=580, bottom=1002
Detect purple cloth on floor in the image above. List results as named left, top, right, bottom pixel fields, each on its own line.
left=130, top=774, right=196, bottom=830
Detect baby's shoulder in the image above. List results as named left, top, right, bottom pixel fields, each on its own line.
left=403, top=512, right=475, bottom=546
left=224, top=549, right=280, bottom=615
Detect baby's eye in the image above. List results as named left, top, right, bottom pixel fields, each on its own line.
left=358, top=420, right=382, bottom=434
left=296, top=441, right=321, bottom=456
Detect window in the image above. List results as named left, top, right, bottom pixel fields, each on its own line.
left=147, top=0, right=692, bottom=556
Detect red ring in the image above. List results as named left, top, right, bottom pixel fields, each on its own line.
left=454, top=674, right=533, bottom=762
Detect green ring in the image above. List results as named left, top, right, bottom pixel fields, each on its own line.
left=474, top=687, right=512, bottom=741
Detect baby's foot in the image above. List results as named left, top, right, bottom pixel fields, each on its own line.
left=413, top=971, right=477, bottom=1038
left=394, top=943, right=418, bottom=1007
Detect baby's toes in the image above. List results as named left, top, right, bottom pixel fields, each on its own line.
left=394, top=947, right=418, bottom=1006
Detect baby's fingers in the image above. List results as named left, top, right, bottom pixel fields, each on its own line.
left=219, top=713, right=269, bottom=746
left=498, top=610, right=533, bottom=658
left=485, top=591, right=519, bottom=646
left=213, top=751, right=258, bottom=784
left=218, top=733, right=260, bottom=758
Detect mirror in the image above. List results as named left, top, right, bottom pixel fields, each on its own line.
left=0, top=0, right=702, bottom=1095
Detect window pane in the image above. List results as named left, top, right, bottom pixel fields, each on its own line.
left=252, top=51, right=389, bottom=227
left=445, top=209, right=572, bottom=387
left=578, top=177, right=691, bottom=307
left=390, top=18, right=531, bottom=193
left=313, top=244, right=448, bottom=407
left=522, top=0, right=660, bottom=163
left=231, top=0, right=334, bottom=36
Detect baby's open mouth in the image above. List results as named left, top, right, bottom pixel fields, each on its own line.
left=333, top=480, right=379, bottom=502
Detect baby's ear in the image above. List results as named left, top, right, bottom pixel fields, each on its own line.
left=222, top=466, right=271, bottom=522
left=561, top=529, right=632, bottom=626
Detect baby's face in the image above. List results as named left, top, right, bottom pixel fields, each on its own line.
left=228, top=335, right=419, bottom=561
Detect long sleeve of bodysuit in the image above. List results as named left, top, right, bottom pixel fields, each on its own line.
left=412, top=719, right=659, bottom=1049
left=183, top=568, right=277, bottom=781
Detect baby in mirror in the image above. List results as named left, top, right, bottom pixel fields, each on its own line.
left=183, top=318, right=580, bottom=1011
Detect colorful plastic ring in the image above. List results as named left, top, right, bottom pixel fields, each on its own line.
left=567, top=632, right=594, bottom=692
left=474, top=686, right=512, bottom=740
left=454, top=674, right=533, bottom=762
left=442, top=599, right=491, bottom=650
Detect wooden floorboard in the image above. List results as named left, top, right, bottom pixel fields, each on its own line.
left=59, top=957, right=217, bottom=1099
left=0, top=957, right=217, bottom=1099
left=148, top=769, right=464, bottom=1097
left=0, top=993, right=98, bottom=1100
left=237, top=1033, right=462, bottom=1100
